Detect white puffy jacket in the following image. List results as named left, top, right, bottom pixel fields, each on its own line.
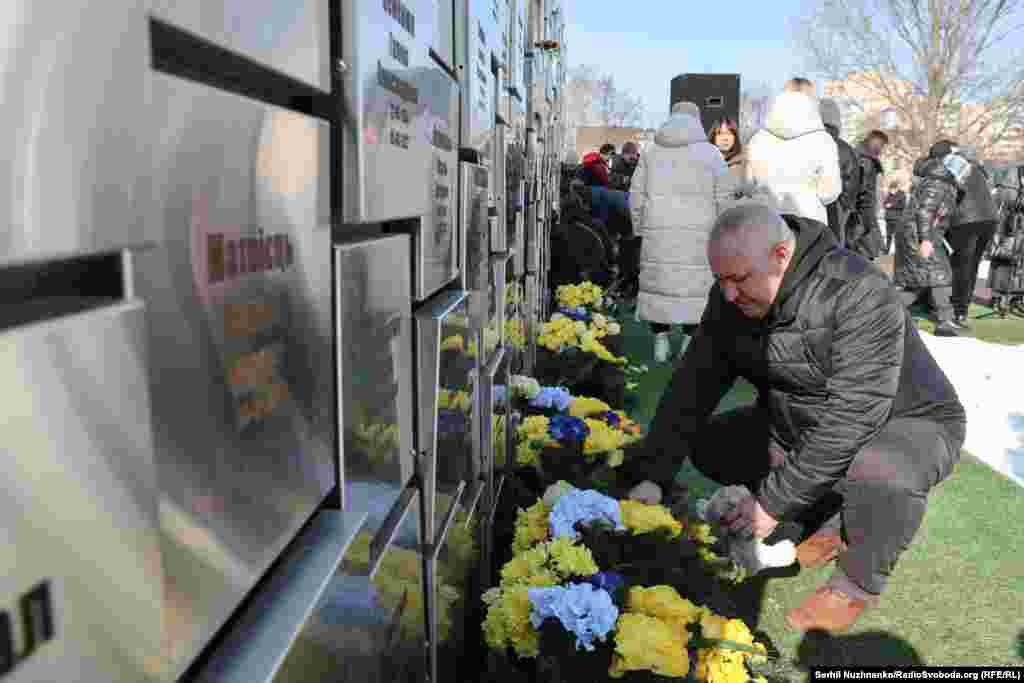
left=745, top=92, right=841, bottom=225
left=630, top=105, right=736, bottom=326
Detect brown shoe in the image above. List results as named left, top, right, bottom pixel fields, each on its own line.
left=795, top=531, right=846, bottom=569
left=786, top=586, right=868, bottom=634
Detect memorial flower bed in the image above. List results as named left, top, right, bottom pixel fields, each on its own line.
left=482, top=486, right=769, bottom=683
left=534, top=281, right=648, bottom=408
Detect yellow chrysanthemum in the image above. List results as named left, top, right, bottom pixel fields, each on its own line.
left=505, top=318, right=527, bottom=350
left=689, top=522, right=718, bottom=545
left=626, top=585, right=706, bottom=629
left=620, top=500, right=684, bottom=539
left=483, top=586, right=540, bottom=658
left=569, top=396, right=612, bottom=418
left=547, top=535, right=600, bottom=578
left=512, top=499, right=552, bottom=555
left=440, top=334, right=464, bottom=352
left=609, top=613, right=690, bottom=679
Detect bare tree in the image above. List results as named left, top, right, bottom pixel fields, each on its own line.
left=793, top=0, right=1024, bottom=163
left=565, top=65, right=647, bottom=128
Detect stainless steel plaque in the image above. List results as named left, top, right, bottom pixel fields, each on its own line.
left=0, top=0, right=154, bottom=267
left=141, top=74, right=334, bottom=679
left=151, top=0, right=330, bottom=92
left=458, top=0, right=498, bottom=157
left=340, top=0, right=443, bottom=223
left=412, top=70, right=460, bottom=300
left=0, top=303, right=163, bottom=683
left=459, top=162, right=492, bottom=295
left=334, top=235, right=416, bottom=523
left=434, top=0, right=456, bottom=70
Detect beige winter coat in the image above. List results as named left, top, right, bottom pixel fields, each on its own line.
left=631, top=103, right=738, bottom=326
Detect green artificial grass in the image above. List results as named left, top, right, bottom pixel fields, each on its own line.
left=912, top=302, right=1024, bottom=345
left=618, top=303, right=1024, bottom=677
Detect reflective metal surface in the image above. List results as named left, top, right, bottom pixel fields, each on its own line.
left=414, top=289, right=474, bottom=542
left=477, top=348, right=508, bottom=587
left=509, top=0, right=528, bottom=100
left=334, top=235, right=416, bottom=522
left=0, top=302, right=164, bottom=682
left=458, top=0, right=498, bottom=157
left=412, top=71, right=460, bottom=300
left=340, top=0, right=445, bottom=223
left=0, top=0, right=154, bottom=267
left=459, top=162, right=492, bottom=295
left=272, top=493, right=427, bottom=683
left=491, top=124, right=509, bottom=252
left=150, top=0, right=329, bottom=92
left=140, top=74, right=335, bottom=679
left=505, top=259, right=525, bottom=374
left=434, top=0, right=456, bottom=71
left=192, top=510, right=365, bottom=683
left=523, top=273, right=540, bottom=373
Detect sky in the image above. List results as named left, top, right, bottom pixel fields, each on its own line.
left=563, top=0, right=817, bottom=127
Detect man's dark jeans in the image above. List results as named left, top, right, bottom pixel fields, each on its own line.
left=687, top=405, right=959, bottom=596
left=949, top=220, right=999, bottom=317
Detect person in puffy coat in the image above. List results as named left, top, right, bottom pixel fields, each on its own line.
left=893, top=155, right=964, bottom=337
left=930, top=141, right=1000, bottom=329
left=630, top=101, right=736, bottom=363
left=620, top=204, right=965, bottom=634
left=609, top=141, right=640, bottom=191
left=745, top=91, right=842, bottom=226
left=883, top=182, right=907, bottom=253
left=819, top=98, right=862, bottom=247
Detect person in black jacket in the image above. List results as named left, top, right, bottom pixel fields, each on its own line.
left=820, top=99, right=862, bottom=247
left=893, top=155, right=966, bottom=337
left=848, top=130, right=889, bottom=258
left=929, top=141, right=1000, bottom=328
left=609, top=141, right=640, bottom=191
left=621, top=204, right=965, bottom=634
left=883, top=182, right=907, bottom=254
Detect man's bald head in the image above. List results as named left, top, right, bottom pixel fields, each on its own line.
left=708, top=204, right=795, bottom=264
left=706, top=204, right=797, bottom=319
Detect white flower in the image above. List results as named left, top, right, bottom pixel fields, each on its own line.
left=551, top=312, right=565, bottom=320
left=592, top=313, right=608, bottom=327
left=607, top=322, right=621, bottom=335
left=574, top=321, right=588, bottom=335
left=481, top=587, right=502, bottom=605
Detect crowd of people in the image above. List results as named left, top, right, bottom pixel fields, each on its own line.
left=571, top=76, right=1022, bottom=358
left=552, top=76, right=1024, bottom=635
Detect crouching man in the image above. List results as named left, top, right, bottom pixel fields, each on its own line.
left=620, top=204, right=966, bottom=633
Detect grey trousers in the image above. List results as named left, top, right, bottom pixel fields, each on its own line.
left=688, top=406, right=960, bottom=596
left=898, top=285, right=954, bottom=323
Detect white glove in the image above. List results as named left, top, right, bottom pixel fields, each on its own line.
left=697, top=485, right=796, bottom=574
left=627, top=480, right=662, bottom=505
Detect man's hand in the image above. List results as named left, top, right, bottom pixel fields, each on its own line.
left=627, top=481, right=662, bottom=505
left=919, top=240, right=934, bottom=259
left=720, top=494, right=778, bottom=540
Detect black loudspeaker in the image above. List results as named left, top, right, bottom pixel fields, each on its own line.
left=670, top=73, right=741, bottom=138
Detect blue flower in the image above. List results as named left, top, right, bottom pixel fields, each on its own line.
left=588, top=571, right=626, bottom=595
left=527, top=583, right=619, bottom=651
left=493, top=385, right=507, bottom=405
left=437, top=409, right=469, bottom=437
left=548, top=414, right=589, bottom=443
left=602, top=411, right=621, bottom=428
left=558, top=305, right=591, bottom=322
left=529, top=386, right=573, bottom=412
left=549, top=489, right=625, bottom=538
